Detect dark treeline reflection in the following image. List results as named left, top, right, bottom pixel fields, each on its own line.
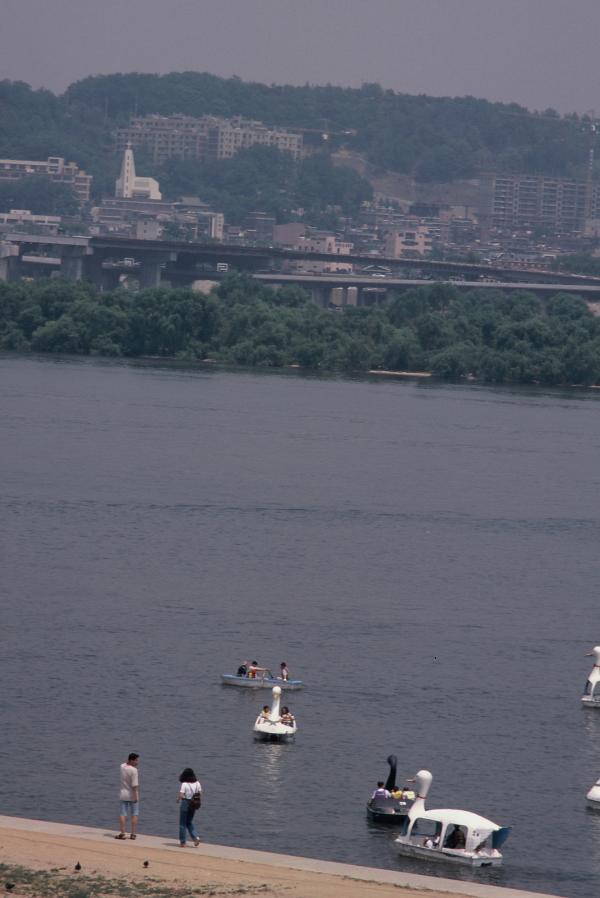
left=2, top=274, right=600, bottom=385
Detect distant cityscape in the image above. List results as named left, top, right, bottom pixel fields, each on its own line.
left=2, top=111, right=600, bottom=283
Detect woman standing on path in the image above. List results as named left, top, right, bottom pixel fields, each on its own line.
left=177, top=767, right=202, bottom=847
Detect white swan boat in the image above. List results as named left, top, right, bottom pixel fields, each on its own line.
left=394, top=770, right=510, bottom=868
left=253, top=686, right=297, bottom=742
left=581, top=646, right=600, bottom=707
left=586, top=777, right=600, bottom=809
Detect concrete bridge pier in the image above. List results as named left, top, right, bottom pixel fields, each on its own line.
left=329, top=286, right=359, bottom=308
left=138, top=252, right=176, bottom=289
left=357, top=286, right=389, bottom=307
left=61, top=252, right=84, bottom=282
left=138, top=260, right=162, bottom=289
left=82, top=256, right=121, bottom=291
left=346, top=286, right=358, bottom=306
left=0, top=254, right=21, bottom=282
left=308, top=283, right=329, bottom=308
left=0, top=242, right=21, bottom=281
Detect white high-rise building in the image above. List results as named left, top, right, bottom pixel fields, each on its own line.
left=115, top=144, right=161, bottom=200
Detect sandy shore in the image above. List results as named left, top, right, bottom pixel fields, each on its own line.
left=0, top=816, right=559, bottom=898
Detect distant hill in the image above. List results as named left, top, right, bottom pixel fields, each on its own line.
left=0, top=71, right=597, bottom=200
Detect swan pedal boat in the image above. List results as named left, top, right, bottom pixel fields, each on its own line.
left=586, top=778, right=600, bottom=809
left=581, top=646, right=600, bottom=707
left=253, top=685, right=297, bottom=742
left=394, top=770, right=510, bottom=868
left=222, top=672, right=304, bottom=690
left=366, top=755, right=414, bottom=823
left=253, top=716, right=297, bottom=742
left=367, top=794, right=414, bottom=822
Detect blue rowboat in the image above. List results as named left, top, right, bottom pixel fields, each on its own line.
left=221, top=672, right=304, bottom=690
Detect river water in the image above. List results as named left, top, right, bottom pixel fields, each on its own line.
left=1, top=354, right=599, bottom=897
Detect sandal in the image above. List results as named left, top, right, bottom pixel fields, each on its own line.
left=129, top=834, right=137, bottom=840
left=115, top=833, right=127, bottom=840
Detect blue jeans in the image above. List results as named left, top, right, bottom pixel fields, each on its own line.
left=120, top=800, right=139, bottom=818
left=179, top=799, right=199, bottom=844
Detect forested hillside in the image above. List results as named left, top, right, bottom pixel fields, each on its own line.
left=0, top=72, right=597, bottom=199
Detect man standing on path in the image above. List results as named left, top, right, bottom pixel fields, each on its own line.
left=116, top=752, right=139, bottom=840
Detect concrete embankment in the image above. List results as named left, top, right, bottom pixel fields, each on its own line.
left=0, top=815, right=560, bottom=898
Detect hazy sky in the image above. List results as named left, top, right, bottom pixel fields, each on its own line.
left=1, top=0, right=598, bottom=113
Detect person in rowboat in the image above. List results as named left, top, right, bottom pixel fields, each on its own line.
left=247, top=661, right=268, bottom=679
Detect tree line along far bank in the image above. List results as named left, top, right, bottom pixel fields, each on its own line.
left=1, top=275, right=600, bottom=386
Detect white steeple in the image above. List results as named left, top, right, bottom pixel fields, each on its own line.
left=115, top=142, right=136, bottom=198
left=115, top=143, right=161, bottom=200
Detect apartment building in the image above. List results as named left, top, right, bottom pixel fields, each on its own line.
left=212, top=117, right=302, bottom=160
left=484, top=172, right=600, bottom=232
left=384, top=224, right=435, bottom=257
left=115, top=115, right=303, bottom=164
left=116, top=115, right=212, bottom=164
left=0, top=156, right=92, bottom=202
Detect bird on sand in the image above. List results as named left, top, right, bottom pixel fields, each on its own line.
left=143, top=861, right=149, bottom=868
left=74, top=862, right=82, bottom=871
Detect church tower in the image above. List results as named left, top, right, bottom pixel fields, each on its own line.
left=115, top=143, right=136, bottom=198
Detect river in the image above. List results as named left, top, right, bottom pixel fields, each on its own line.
left=1, top=354, right=599, bottom=897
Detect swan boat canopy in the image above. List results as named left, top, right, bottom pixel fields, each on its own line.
left=394, top=770, right=510, bottom=868
left=581, top=646, right=600, bottom=707
left=253, top=685, right=297, bottom=742
left=586, top=778, right=600, bottom=809
left=366, top=754, right=415, bottom=823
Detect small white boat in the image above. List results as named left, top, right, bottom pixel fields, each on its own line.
left=581, top=646, right=600, bottom=707
left=394, top=770, right=510, bottom=868
left=253, top=686, right=297, bottom=742
left=586, top=778, right=600, bottom=809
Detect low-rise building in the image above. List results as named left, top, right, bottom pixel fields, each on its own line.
left=290, top=233, right=354, bottom=273
left=273, top=222, right=306, bottom=246
left=242, top=211, right=276, bottom=243
left=0, top=156, right=92, bottom=202
left=0, top=208, right=61, bottom=233
left=385, top=225, right=434, bottom=257
left=91, top=194, right=223, bottom=241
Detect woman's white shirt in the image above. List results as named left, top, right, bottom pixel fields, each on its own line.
left=179, top=781, right=202, bottom=799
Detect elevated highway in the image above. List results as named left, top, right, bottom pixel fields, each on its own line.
left=2, top=233, right=600, bottom=307
left=253, top=273, right=600, bottom=307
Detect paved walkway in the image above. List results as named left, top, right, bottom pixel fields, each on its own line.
left=0, top=814, right=559, bottom=898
